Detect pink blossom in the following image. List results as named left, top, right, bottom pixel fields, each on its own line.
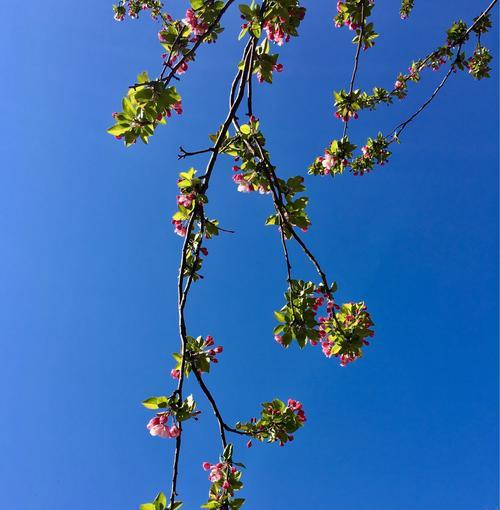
left=158, top=29, right=168, bottom=42
left=340, top=353, right=358, bottom=367
left=176, top=61, right=189, bottom=75
left=183, top=8, right=208, bottom=37
left=177, top=193, right=194, bottom=208
left=147, top=414, right=179, bottom=438
left=170, top=369, right=180, bottom=379
left=172, top=101, right=183, bottom=115
left=208, top=467, right=223, bottom=482
left=322, top=153, right=336, bottom=173
left=233, top=174, right=253, bottom=193
left=321, top=341, right=331, bottom=357
left=172, top=220, right=187, bottom=237
left=264, top=21, right=287, bottom=46
left=169, top=424, right=180, bottom=437
left=287, top=399, right=302, bottom=411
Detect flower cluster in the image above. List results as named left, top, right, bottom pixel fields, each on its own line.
left=236, top=398, right=306, bottom=446
left=184, top=8, right=209, bottom=39
left=319, top=302, right=374, bottom=366
left=113, top=0, right=164, bottom=21
left=335, top=0, right=378, bottom=49
left=143, top=394, right=199, bottom=438
left=466, top=46, right=493, bottom=80
left=262, top=2, right=305, bottom=46
left=147, top=412, right=180, bottom=438
left=333, top=88, right=365, bottom=122
left=172, top=335, right=223, bottom=379
left=251, top=38, right=285, bottom=84
left=274, top=280, right=375, bottom=366
left=310, top=137, right=356, bottom=176
left=171, top=168, right=220, bottom=280
left=221, top=119, right=271, bottom=193
left=238, top=0, right=305, bottom=45
left=107, top=72, right=182, bottom=146
left=351, top=133, right=391, bottom=176
left=310, top=133, right=391, bottom=177
left=172, top=168, right=202, bottom=237
left=202, top=444, right=245, bottom=510
left=399, top=0, right=414, bottom=20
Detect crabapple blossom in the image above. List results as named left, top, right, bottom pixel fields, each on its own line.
left=147, top=413, right=180, bottom=438
left=183, top=8, right=208, bottom=38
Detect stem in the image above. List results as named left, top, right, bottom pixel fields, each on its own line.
left=343, top=2, right=366, bottom=138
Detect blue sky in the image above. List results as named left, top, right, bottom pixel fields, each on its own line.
left=0, top=1, right=498, bottom=509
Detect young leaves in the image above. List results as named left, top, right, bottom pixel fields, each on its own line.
left=236, top=398, right=306, bottom=446
left=108, top=72, right=182, bottom=146
left=139, top=491, right=183, bottom=510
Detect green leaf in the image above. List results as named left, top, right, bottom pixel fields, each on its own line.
left=107, top=124, right=130, bottom=136
left=230, top=498, right=246, bottom=510
left=239, top=4, right=253, bottom=17
left=154, top=492, right=167, bottom=510
left=201, top=502, right=219, bottom=509
left=139, top=505, right=155, bottom=510
left=142, top=396, right=168, bottom=409
left=274, top=311, right=287, bottom=322
left=173, top=211, right=188, bottom=221
left=222, top=443, right=233, bottom=462
left=239, top=124, right=251, bottom=135
left=251, top=23, right=261, bottom=38
left=273, top=324, right=285, bottom=335
left=122, top=97, right=135, bottom=116
left=137, top=71, right=150, bottom=84
left=135, top=88, right=154, bottom=102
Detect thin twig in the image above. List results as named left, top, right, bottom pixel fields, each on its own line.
left=178, top=146, right=215, bottom=160
left=343, top=2, right=366, bottom=138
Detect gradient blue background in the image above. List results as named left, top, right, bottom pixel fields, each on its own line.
left=1, top=1, right=498, bottom=508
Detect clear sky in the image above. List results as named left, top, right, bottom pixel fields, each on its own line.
left=0, top=1, right=498, bottom=509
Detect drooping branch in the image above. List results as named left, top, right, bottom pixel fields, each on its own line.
left=168, top=35, right=257, bottom=507
left=387, top=0, right=497, bottom=141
